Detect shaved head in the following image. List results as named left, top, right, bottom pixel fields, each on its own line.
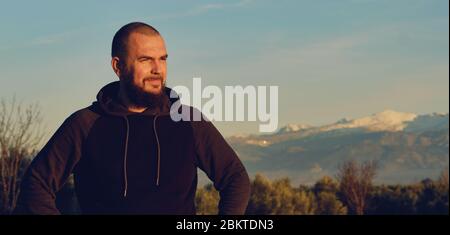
left=111, top=22, right=161, bottom=60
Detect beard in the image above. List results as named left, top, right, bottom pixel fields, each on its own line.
left=122, top=73, right=166, bottom=109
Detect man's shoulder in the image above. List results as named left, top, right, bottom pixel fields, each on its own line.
left=173, top=104, right=210, bottom=122
left=63, top=106, right=100, bottom=132
left=173, top=105, right=221, bottom=138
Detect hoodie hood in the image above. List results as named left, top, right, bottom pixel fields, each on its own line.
left=93, top=81, right=180, bottom=116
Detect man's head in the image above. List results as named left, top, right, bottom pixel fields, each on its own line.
left=111, top=22, right=168, bottom=108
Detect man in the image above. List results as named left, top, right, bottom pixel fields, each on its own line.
left=14, top=22, right=251, bottom=214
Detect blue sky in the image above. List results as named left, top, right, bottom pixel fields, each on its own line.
left=0, top=0, right=448, bottom=138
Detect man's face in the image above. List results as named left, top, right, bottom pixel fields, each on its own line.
left=121, top=32, right=168, bottom=97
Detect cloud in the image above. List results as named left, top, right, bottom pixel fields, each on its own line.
left=0, top=32, right=70, bottom=51
left=310, top=164, right=323, bottom=174
left=30, top=31, right=72, bottom=46
left=190, top=0, right=254, bottom=14
left=234, top=20, right=446, bottom=75
left=0, top=24, right=97, bottom=52
left=149, top=0, right=255, bottom=21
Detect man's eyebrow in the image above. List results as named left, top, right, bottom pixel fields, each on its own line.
left=137, top=55, right=153, bottom=59
left=137, top=54, right=168, bottom=59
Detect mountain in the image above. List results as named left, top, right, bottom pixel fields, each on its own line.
left=220, top=110, right=449, bottom=185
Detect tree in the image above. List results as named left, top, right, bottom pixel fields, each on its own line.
left=290, top=189, right=316, bottom=215
left=246, top=174, right=316, bottom=215
left=246, top=174, right=274, bottom=214
left=313, top=176, right=339, bottom=195
left=437, top=168, right=449, bottom=191
left=315, top=191, right=347, bottom=215
left=0, top=98, right=44, bottom=214
left=195, top=184, right=219, bottom=215
left=336, top=160, right=378, bottom=215
left=416, top=172, right=449, bottom=215
left=437, top=169, right=449, bottom=213
left=314, top=176, right=347, bottom=215
left=367, top=184, right=420, bottom=214
left=271, top=178, right=316, bottom=215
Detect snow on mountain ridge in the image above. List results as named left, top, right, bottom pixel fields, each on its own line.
left=277, top=110, right=418, bottom=134
left=277, top=124, right=312, bottom=133
left=228, top=110, right=447, bottom=147
left=323, top=109, right=418, bottom=132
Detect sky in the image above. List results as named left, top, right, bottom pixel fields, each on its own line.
left=0, top=0, right=448, bottom=139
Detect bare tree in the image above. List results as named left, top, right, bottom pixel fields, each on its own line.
left=336, top=160, right=378, bottom=215
left=438, top=168, right=449, bottom=191
left=0, top=97, right=44, bottom=214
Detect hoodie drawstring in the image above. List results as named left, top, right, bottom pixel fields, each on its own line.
left=122, top=115, right=161, bottom=198
left=123, top=116, right=130, bottom=198
left=153, top=115, right=161, bottom=186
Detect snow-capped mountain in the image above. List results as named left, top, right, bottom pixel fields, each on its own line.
left=323, top=109, right=417, bottom=132
left=221, top=110, right=449, bottom=186
left=229, top=110, right=449, bottom=147
left=277, top=124, right=312, bottom=133
left=405, top=112, right=449, bottom=132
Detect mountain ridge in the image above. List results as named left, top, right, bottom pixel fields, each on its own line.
left=221, top=110, right=449, bottom=185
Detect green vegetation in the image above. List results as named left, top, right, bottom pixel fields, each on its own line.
left=196, top=170, right=448, bottom=215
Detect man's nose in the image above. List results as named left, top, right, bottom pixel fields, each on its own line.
left=151, top=60, right=162, bottom=75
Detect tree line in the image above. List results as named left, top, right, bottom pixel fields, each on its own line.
left=196, top=169, right=448, bottom=215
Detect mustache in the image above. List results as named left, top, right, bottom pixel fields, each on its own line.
left=144, top=76, right=163, bottom=82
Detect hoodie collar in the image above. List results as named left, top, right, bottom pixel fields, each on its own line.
left=93, top=81, right=179, bottom=116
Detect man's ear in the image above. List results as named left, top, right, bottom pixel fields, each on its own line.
left=111, top=57, right=122, bottom=78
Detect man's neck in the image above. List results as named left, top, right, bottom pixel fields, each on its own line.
left=117, top=85, right=147, bottom=113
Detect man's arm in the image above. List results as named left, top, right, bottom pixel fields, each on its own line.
left=192, top=113, right=251, bottom=215
left=14, top=110, right=94, bottom=214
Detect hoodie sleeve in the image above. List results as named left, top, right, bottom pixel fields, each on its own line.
left=14, top=109, right=95, bottom=215
left=191, top=114, right=251, bottom=215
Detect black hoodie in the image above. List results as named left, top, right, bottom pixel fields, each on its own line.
left=14, top=81, right=251, bottom=214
